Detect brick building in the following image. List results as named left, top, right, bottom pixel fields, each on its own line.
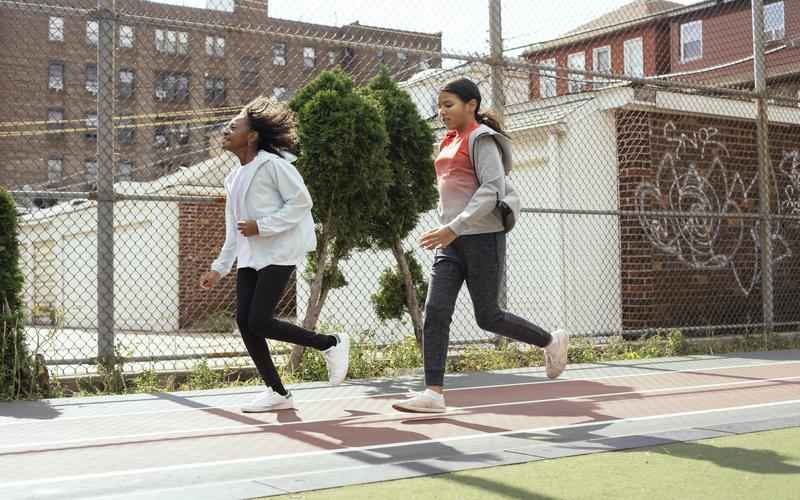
left=0, top=0, right=442, bottom=191
left=525, top=0, right=678, bottom=99
left=525, top=0, right=800, bottom=100
left=616, top=105, right=800, bottom=332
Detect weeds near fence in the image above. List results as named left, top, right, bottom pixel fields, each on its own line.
left=35, top=329, right=800, bottom=398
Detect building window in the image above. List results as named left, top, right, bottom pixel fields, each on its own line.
left=48, top=17, right=64, bottom=42
left=765, top=1, right=785, bottom=42
left=47, top=158, right=63, bottom=184
left=118, top=69, right=135, bottom=99
left=155, top=72, right=190, bottom=102
left=86, top=64, right=98, bottom=95
left=398, top=51, right=408, bottom=65
left=624, top=37, right=644, bottom=78
left=680, top=20, right=703, bottom=63
left=117, top=117, right=135, bottom=145
left=156, top=30, right=189, bottom=55
left=206, top=36, right=225, bottom=57
left=85, top=113, right=98, bottom=141
left=539, top=58, right=557, bottom=98
left=154, top=126, right=170, bottom=148
left=272, top=86, right=288, bottom=101
left=117, top=160, right=133, bottom=181
left=119, top=25, right=135, bottom=48
left=240, top=57, right=259, bottom=87
left=87, top=20, right=98, bottom=47
left=328, top=50, right=338, bottom=66
left=154, top=124, right=189, bottom=148
left=85, top=159, right=98, bottom=183
left=377, top=48, right=385, bottom=62
left=178, top=32, right=189, bottom=55
left=272, top=42, right=287, bottom=66
left=592, top=45, right=612, bottom=88
left=343, top=47, right=355, bottom=65
left=205, top=77, right=226, bottom=104
left=155, top=29, right=170, bottom=53
left=48, top=62, right=64, bottom=91
left=47, top=108, right=64, bottom=131
left=567, top=52, right=586, bottom=94
left=304, top=47, right=316, bottom=69
left=175, top=123, right=190, bottom=145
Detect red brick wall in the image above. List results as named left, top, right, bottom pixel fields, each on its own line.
left=617, top=109, right=800, bottom=332
left=527, top=24, right=668, bottom=100
left=177, top=200, right=298, bottom=330
left=670, top=0, right=800, bottom=73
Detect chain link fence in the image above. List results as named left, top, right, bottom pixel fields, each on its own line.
left=2, top=0, right=799, bottom=379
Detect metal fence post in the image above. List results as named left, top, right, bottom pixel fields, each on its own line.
left=96, top=0, right=116, bottom=367
left=752, top=0, right=774, bottom=333
left=489, top=0, right=505, bottom=119
left=488, top=0, right=512, bottom=347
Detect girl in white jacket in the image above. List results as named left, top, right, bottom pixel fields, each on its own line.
left=200, top=97, right=349, bottom=413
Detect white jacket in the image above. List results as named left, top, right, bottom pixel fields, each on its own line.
left=211, top=150, right=317, bottom=277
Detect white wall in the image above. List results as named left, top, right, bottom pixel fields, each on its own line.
left=19, top=201, right=180, bottom=332
left=560, top=109, right=622, bottom=335
left=505, top=127, right=565, bottom=334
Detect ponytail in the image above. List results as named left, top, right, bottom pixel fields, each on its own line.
left=476, top=110, right=506, bottom=136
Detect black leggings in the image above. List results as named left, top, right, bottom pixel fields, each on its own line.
left=237, top=265, right=336, bottom=395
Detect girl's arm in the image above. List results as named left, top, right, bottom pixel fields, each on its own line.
left=255, top=160, right=313, bottom=237
left=210, top=184, right=238, bottom=277
left=446, top=136, right=505, bottom=235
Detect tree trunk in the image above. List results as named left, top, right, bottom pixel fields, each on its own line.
left=288, top=229, right=329, bottom=371
left=391, top=240, right=424, bottom=346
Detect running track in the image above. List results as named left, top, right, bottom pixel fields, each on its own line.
left=1, top=351, right=799, bottom=499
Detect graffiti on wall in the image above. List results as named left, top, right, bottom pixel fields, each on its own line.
left=637, top=121, right=797, bottom=296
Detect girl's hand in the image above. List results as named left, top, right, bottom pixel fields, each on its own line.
left=237, top=220, right=259, bottom=237
left=419, top=226, right=457, bottom=250
left=200, top=271, right=221, bottom=290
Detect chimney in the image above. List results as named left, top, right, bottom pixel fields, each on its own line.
left=235, top=0, right=268, bottom=17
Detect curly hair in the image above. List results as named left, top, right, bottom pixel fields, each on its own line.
left=242, top=96, right=297, bottom=155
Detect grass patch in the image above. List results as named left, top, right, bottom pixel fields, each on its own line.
left=265, top=427, right=800, bottom=500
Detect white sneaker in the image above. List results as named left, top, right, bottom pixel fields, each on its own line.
left=545, top=329, right=570, bottom=379
left=322, top=333, right=350, bottom=385
left=241, top=389, right=294, bottom=413
left=392, top=389, right=447, bottom=413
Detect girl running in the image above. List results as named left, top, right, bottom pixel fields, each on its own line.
left=200, top=96, right=349, bottom=413
left=393, top=78, right=569, bottom=414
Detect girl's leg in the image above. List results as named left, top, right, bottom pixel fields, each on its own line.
left=248, top=265, right=337, bottom=351
left=462, top=233, right=553, bottom=348
left=393, top=247, right=464, bottom=413
left=423, top=247, right=466, bottom=389
left=236, top=267, right=289, bottom=395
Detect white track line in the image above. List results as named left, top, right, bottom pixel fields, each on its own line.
left=1, top=359, right=796, bottom=427
left=3, top=397, right=800, bottom=490
left=1, top=374, right=797, bottom=452
left=96, top=420, right=774, bottom=500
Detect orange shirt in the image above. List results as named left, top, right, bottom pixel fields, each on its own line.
left=434, top=121, right=479, bottom=218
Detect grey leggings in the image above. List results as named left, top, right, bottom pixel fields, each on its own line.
left=423, top=232, right=552, bottom=386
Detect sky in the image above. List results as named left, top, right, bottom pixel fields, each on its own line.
left=152, top=0, right=700, bottom=56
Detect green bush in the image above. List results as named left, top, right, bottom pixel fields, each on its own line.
left=0, top=189, right=48, bottom=399
left=371, top=252, right=428, bottom=322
